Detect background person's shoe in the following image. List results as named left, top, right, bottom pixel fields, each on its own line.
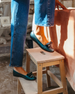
left=30, top=31, right=54, bottom=52
left=13, top=69, right=36, bottom=81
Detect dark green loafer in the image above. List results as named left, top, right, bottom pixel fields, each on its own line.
left=30, top=31, right=54, bottom=52
left=13, top=70, right=36, bottom=81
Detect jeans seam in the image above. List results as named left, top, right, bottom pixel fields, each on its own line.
left=11, top=4, right=18, bottom=64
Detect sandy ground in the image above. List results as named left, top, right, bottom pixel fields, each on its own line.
left=0, top=54, right=75, bottom=94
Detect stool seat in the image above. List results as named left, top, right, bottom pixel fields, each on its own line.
left=26, top=47, right=65, bottom=63
left=17, top=47, right=68, bottom=94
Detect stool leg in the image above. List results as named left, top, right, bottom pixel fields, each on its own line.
left=26, top=51, right=30, bottom=73
left=17, top=79, right=21, bottom=94
left=37, top=64, right=43, bottom=94
left=46, top=67, right=51, bottom=87
left=59, top=60, right=68, bottom=94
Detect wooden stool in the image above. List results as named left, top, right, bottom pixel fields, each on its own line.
left=18, top=47, right=68, bottom=94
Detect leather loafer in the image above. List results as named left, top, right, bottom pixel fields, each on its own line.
left=13, top=69, right=36, bottom=81
left=30, top=31, right=54, bottom=52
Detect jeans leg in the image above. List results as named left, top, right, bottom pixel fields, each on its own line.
left=34, top=0, right=55, bottom=26
left=9, top=0, right=30, bottom=67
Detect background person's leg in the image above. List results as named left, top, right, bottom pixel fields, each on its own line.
left=9, top=0, right=30, bottom=75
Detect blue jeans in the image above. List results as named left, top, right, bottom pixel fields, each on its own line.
left=9, top=0, right=55, bottom=67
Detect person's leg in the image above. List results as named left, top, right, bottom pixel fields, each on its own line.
left=34, top=0, right=55, bottom=45
left=31, top=0, right=55, bottom=50
left=34, top=0, right=55, bottom=26
left=9, top=0, right=30, bottom=75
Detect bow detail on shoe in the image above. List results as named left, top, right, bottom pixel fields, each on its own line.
left=27, top=72, right=35, bottom=78
left=45, top=41, right=53, bottom=49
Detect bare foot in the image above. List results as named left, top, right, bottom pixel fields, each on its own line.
left=34, top=25, right=49, bottom=45
left=14, top=67, right=27, bottom=75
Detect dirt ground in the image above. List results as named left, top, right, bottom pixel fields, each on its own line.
left=0, top=54, right=75, bottom=94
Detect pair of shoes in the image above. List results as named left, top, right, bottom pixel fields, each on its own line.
left=30, top=31, right=54, bottom=52
left=13, top=70, right=36, bottom=81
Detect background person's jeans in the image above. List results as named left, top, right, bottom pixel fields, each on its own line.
left=9, top=0, right=55, bottom=67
